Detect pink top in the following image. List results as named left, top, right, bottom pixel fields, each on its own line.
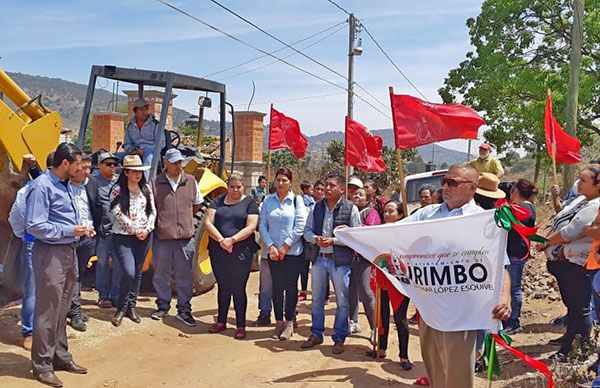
left=359, top=207, right=382, bottom=226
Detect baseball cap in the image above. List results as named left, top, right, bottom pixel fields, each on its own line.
left=98, top=152, right=118, bottom=164
left=348, top=177, right=364, bottom=188
left=164, top=148, right=184, bottom=163
left=479, top=143, right=493, bottom=151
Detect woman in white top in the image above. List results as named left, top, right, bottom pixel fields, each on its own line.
left=109, top=155, right=156, bottom=327
left=538, top=165, right=600, bottom=360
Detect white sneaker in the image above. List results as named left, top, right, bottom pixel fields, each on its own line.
left=349, top=320, right=361, bottom=335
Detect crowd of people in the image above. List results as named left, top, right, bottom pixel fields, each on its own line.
left=7, top=133, right=600, bottom=388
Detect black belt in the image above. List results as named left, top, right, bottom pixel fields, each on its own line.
left=36, top=241, right=78, bottom=248
left=320, top=253, right=334, bottom=259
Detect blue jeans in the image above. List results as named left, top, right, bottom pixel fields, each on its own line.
left=504, top=258, right=526, bottom=329
left=20, top=240, right=35, bottom=337
left=95, top=235, right=121, bottom=301
left=311, top=256, right=350, bottom=343
left=258, top=258, right=273, bottom=315
left=69, top=237, right=96, bottom=317
left=112, top=234, right=151, bottom=311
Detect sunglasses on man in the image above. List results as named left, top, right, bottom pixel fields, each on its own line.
left=103, top=162, right=118, bottom=167
left=441, top=177, right=474, bottom=188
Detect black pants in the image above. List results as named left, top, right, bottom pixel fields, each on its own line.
left=211, top=250, right=252, bottom=328
left=299, top=259, right=310, bottom=292
left=379, top=290, right=410, bottom=359
left=269, top=254, right=304, bottom=321
left=112, top=234, right=151, bottom=312
left=547, top=259, right=593, bottom=354
left=69, top=237, right=96, bottom=318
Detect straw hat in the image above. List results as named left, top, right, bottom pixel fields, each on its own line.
left=475, top=172, right=506, bottom=199
left=122, top=155, right=150, bottom=171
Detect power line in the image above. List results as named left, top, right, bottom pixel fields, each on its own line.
left=157, top=1, right=345, bottom=90
left=326, top=0, right=351, bottom=15
left=208, top=0, right=348, bottom=81
left=158, top=0, right=390, bottom=119
left=219, top=24, right=346, bottom=81
left=208, top=0, right=391, bottom=114
left=323, top=0, right=429, bottom=100
left=361, top=24, right=429, bottom=100
left=231, top=91, right=347, bottom=107
left=203, top=21, right=346, bottom=79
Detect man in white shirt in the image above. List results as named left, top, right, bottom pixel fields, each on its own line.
left=400, top=163, right=511, bottom=388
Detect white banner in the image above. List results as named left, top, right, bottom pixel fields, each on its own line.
left=335, top=210, right=507, bottom=332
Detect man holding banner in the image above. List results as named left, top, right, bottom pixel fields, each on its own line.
left=336, top=163, right=511, bottom=387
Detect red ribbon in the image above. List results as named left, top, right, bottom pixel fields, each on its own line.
left=492, top=334, right=554, bottom=388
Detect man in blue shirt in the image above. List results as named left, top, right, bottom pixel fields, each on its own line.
left=8, top=152, right=54, bottom=351
left=302, top=172, right=361, bottom=355
left=400, top=163, right=511, bottom=388
left=26, top=142, right=94, bottom=387
left=124, top=98, right=165, bottom=168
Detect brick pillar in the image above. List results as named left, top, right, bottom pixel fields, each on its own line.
left=91, top=112, right=127, bottom=153
left=123, top=90, right=177, bottom=130
left=233, top=111, right=265, bottom=163
left=232, top=111, right=266, bottom=190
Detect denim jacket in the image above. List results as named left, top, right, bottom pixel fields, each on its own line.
left=259, top=191, right=307, bottom=257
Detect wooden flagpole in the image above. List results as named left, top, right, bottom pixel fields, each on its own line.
left=267, top=104, right=273, bottom=186
left=371, top=284, right=382, bottom=358
left=548, top=89, right=558, bottom=186
left=389, top=87, right=409, bottom=217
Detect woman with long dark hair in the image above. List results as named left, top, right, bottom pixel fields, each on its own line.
left=539, top=165, right=600, bottom=361
left=205, top=174, right=260, bottom=339
left=259, top=168, right=307, bottom=340
left=110, top=155, right=156, bottom=327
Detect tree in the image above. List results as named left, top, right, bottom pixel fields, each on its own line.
left=439, top=0, right=599, bottom=183
left=263, top=150, right=298, bottom=170
left=326, top=139, right=344, bottom=165
left=500, top=150, right=521, bottom=167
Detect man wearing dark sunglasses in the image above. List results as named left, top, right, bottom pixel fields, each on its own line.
left=93, top=152, right=122, bottom=309
left=399, top=163, right=512, bottom=388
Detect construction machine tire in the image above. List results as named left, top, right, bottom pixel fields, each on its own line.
left=188, top=211, right=216, bottom=295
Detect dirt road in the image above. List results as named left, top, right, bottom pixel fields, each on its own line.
left=0, top=259, right=565, bottom=388
left=0, top=271, right=431, bottom=388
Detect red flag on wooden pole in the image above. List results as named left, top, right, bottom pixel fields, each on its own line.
left=269, top=107, right=308, bottom=159
left=345, top=116, right=387, bottom=173
left=544, top=92, right=582, bottom=165
left=389, top=93, right=484, bottom=149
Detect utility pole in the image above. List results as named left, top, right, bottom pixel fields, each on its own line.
left=347, top=14, right=356, bottom=120
left=346, top=14, right=356, bottom=177
left=563, top=0, right=584, bottom=193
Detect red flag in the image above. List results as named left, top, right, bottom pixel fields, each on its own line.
left=389, top=93, right=484, bottom=149
left=345, top=117, right=387, bottom=172
left=269, top=107, right=308, bottom=158
left=544, top=93, right=582, bottom=164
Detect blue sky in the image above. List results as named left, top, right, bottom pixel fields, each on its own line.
left=1, top=0, right=489, bottom=154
